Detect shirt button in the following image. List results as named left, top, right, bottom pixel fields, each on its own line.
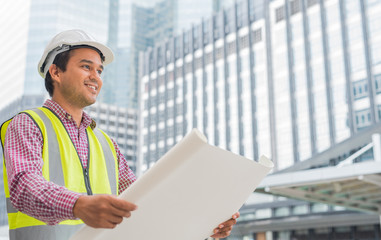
left=83, top=155, right=86, bottom=159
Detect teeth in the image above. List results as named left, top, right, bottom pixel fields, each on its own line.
left=87, top=85, right=96, bottom=90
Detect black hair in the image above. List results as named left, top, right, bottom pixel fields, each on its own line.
left=44, top=50, right=72, bottom=97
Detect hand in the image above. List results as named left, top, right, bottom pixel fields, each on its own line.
left=210, top=212, right=240, bottom=238
left=73, top=195, right=137, bottom=229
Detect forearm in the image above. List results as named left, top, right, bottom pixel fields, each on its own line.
left=9, top=171, right=81, bottom=225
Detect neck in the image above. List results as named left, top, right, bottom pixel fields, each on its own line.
left=51, top=97, right=83, bottom=127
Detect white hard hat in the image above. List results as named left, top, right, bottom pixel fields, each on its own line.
left=38, top=29, right=114, bottom=78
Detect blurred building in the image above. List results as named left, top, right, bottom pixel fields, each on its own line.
left=85, top=103, right=138, bottom=172
left=128, top=0, right=237, bottom=109
left=139, top=0, right=381, bottom=239
left=128, top=0, right=177, bottom=109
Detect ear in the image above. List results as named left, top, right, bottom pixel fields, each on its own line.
left=48, top=64, right=62, bottom=84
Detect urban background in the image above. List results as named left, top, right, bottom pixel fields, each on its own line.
left=1, top=0, right=381, bottom=239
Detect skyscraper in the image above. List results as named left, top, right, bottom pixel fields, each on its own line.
left=128, top=0, right=233, bottom=109
left=139, top=0, right=381, bottom=238
left=129, top=0, right=177, bottom=109
left=139, top=0, right=381, bottom=174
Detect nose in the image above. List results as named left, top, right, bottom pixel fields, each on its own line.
left=90, top=69, right=102, bottom=82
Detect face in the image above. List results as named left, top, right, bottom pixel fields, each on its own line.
left=50, top=48, right=104, bottom=109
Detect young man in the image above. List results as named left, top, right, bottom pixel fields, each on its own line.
left=1, top=29, right=239, bottom=240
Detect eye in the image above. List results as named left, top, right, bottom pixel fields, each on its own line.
left=82, top=65, right=91, bottom=70
left=97, top=69, right=103, bottom=75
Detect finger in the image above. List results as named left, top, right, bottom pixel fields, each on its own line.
left=109, top=207, right=132, bottom=218
left=212, top=224, right=232, bottom=234
left=211, top=229, right=232, bottom=238
left=232, top=212, right=240, bottom=219
left=218, top=225, right=233, bottom=233
left=219, top=218, right=237, bottom=228
left=102, top=221, right=119, bottom=229
left=109, top=196, right=138, bottom=211
left=107, top=214, right=124, bottom=225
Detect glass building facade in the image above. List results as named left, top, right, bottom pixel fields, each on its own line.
left=129, top=0, right=177, bottom=109
left=139, top=0, right=381, bottom=172
left=139, top=0, right=381, bottom=238
left=85, top=103, right=138, bottom=173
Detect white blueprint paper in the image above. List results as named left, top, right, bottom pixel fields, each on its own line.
left=70, top=129, right=273, bottom=240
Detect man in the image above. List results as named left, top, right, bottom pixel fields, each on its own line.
left=1, top=29, right=239, bottom=240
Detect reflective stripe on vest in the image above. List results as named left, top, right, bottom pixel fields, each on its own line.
left=1, top=107, right=119, bottom=240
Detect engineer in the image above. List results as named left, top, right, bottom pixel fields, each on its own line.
left=1, top=29, right=239, bottom=240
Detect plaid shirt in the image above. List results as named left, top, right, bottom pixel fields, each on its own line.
left=3, top=99, right=136, bottom=225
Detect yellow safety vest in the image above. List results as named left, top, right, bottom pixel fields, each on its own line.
left=1, top=107, right=119, bottom=240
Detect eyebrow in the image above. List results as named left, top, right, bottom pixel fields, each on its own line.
left=79, top=59, right=104, bottom=70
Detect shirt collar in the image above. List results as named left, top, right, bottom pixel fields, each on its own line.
left=43, top=99, right=96, bottom=129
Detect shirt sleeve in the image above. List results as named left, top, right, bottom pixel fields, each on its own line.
left=110, top=139, right=136, bottom=194
left=4, top=113, right=81, bottom=225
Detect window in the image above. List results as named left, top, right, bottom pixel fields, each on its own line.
left=290, top=0, right=301, bottom=15
left=215, top=47, right=224, bottom=60
left=167, top=88, right=174, bottom=101
left=352, top=79, right=368, bottom=99
left=274, top=207, right=290, bottom=217
left=227, top=41, right=236, bottom=56
left=311, top=203, right=329, bottom=213
left=176, top=66, right=183, bottom=76
left=307, top=0, right=319, bottom=8
left=375, top=74, right=381, bottom=92
left=292, top=205, right=308, bottom=215
left=176, top=122, right=183, bottom=136
left=205, top=52, right=213, bottom=65
left=158, top=110, right=165, bottom=122
left=355, top=109, right=372, bottom=129
left=275, top=6, right=285, bottom=23
left=176, top=103, right=183, bottom=116
left=239, top=35, right=249, bottom=50
left=158, top=92, right=165, bottom=104
left=251, top=28, right=262, bottom=44
left=194, top=57, right=203, bottom=70
left=158, top=75, right=165, bottom=86
left=256, top=208, right=272, bottom=219
left=185, top=62, right=192, bottom=74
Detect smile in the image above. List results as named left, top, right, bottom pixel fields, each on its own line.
left=85, top=84, right=97, bottom=91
